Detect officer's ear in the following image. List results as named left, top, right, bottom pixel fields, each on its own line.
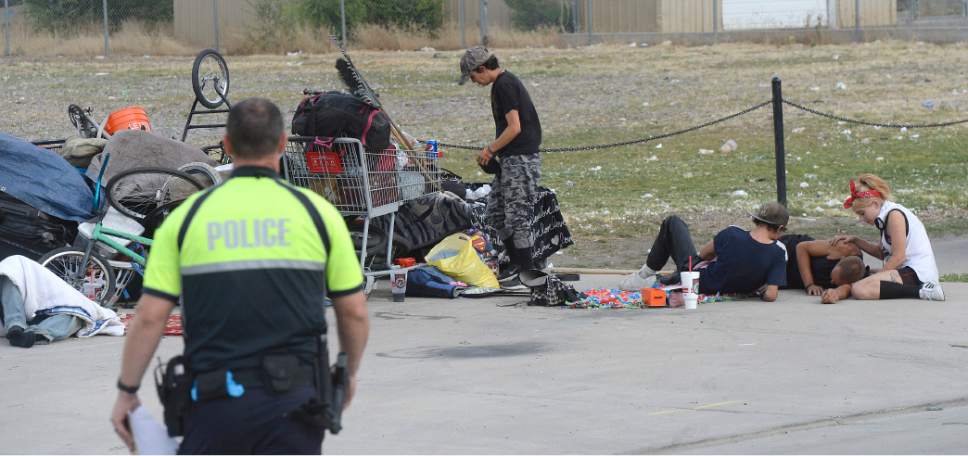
left=223, top=135, right=236, bottom=159
left=274, top=133, right=287, bottom=157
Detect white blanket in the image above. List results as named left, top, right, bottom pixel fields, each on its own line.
left=0, top=255, right=124, bottom=338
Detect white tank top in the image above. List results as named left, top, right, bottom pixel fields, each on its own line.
left=877, top=201, right=939, bottom=284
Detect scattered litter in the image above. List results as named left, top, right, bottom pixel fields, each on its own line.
left=810, top=86, right=821, bottom=92
left=842, top=129, right=852, bottom=136
left=832, top=54, right=840, bottom=60
left=731, top=190, right=749, bottom=198
left=655, top=143, right=663, bottom=149
left=565, top=180, right=575, bottom=188
left=699, top=148, right=714, bottom=155
left=922, top=100, right=936, bottom=110
left=286, top=51, right=302, bottom=57
left=805, top=173, right=817, bottom=179
left=835, top=81, right=847, bottom=90
left=647, top=155, right=658, bottom=161
left=826, top=199, right=840, bottom=207
left=420, top=46, right=436, bottom=52
left=911, top=133, right=920, bottom=139
left=720, top=139, right=738, bottom=154
left=799, top=182, right=810, bottom=188
left=900, top=127, right=909, bottom=133
left=589, top=165, right=602, bottom=172
left=876, top=156, right=884, bottom=161
left=792, top=127, right=806, bottom=133
left=94, top=72, right=109, bottom=76
left=628, top=42, right=638, bottom=47
left=641, top=193, right=654, bottom=199
left=861, top=138, right=871, bottom=144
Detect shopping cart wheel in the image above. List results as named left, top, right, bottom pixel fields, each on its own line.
left=364, top=276, right=376, bottom=295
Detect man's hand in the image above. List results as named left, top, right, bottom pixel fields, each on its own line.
left=343, top=375, right=357, bottom=411
left=110, top=392, right=141, bottom=452
left=821, top=289, right=841, bottom=304
left=830, top=235, right=857, bottom=247
left=806, top=284, right=823, bottom=296
left=478, top=146, right=493, bottom=165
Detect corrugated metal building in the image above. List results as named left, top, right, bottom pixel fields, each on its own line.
left=174, top=0, right=259, bottom=48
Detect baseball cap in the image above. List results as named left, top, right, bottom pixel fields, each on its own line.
left=458, top=46, right=494, bottom=85
left=749, top=202, right=790, bottom=227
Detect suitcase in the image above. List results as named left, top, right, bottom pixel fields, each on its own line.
left=0, top=192, right=77, bottom=260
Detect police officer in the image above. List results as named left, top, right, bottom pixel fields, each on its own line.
left=459, top=46, right=543, bottom=284
left=110, top=98, right=369, bottom=454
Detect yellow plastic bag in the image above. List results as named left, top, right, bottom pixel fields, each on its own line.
left=426, top=233, right=500, bottom=289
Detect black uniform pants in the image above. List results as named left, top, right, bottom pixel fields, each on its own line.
left=178, top=386, right=323, bottom=455
left=646, top=215, right=700, bottom=274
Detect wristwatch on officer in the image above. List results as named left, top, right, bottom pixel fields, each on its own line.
left=117, top=379, right=140, bottom=394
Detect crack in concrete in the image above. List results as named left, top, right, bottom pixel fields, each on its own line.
left=626, top=396, right=968, bottom=454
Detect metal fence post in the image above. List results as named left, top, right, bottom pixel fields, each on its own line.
left=340, top=0, right=347, bottom=48
left=3, top=0, right=10, bottom=57
left=458, top=0, right=466, bottom=48
left=853, top=0, right=861, bottom=42
left=102, top=0, right=110, bottom=57
left=712, top=0, right=718, bottom=39
left=571, top=0, right=579, bottom=33
left=771, top=77, right=787, bottom=207
left=586, top=0, right=592, bottom=46
left=479, top=0, right=488, bottom=46
left=212, top=0, right=220, bottom=50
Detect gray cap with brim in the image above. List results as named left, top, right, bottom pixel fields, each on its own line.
left=458, top=46, right=493, bottom=85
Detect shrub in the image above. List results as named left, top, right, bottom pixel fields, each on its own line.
left=24, top=0, right=173, bottom=33
left=505, top=0, right=575, bottom=32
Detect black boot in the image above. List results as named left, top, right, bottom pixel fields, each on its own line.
left=6, top=326, right=36, bottom=348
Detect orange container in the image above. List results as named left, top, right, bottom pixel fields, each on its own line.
left=642, top=288, right=667, bottom=307
left=104, top=106, right=152, bottom=135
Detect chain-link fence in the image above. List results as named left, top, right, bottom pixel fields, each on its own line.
left=5, top=0, right=968, bottom=56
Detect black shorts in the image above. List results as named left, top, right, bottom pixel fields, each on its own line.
left=897, top=266, right=922, bottom=288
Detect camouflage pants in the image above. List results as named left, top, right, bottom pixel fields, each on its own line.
left=486, top=153, right=541, bottom=249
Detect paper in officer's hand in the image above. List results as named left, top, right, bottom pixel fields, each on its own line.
left=128, top=406, right=179, bottom=455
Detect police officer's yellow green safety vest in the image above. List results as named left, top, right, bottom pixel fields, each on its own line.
left=142, top=166, right=364, bottom=372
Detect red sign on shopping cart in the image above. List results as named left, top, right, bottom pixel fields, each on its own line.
left=305, top=150, right=343, bottom=174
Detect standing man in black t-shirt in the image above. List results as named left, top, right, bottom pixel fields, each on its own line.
left=459, top=46, right=543, bottom=283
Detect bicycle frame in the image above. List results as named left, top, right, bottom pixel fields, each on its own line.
left=90, top=223, right=153, bottom=266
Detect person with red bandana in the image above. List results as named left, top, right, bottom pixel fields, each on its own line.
left=822, top=173, right=944, bottom=304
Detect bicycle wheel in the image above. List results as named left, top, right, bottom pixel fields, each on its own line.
left=107, top=167, right=206, bottom=221
left=192, top=48, right=230, bottom=109
left=40, top=247, right=116, bottom=306
left=68, top=104, right=99, bottom=139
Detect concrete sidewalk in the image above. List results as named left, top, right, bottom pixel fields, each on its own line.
left=1, top=276, right=966, bottom=454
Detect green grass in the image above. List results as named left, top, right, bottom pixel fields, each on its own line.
left=4, top=42, right=968, bottom=268
left=941, top=274, right=968, bottom=283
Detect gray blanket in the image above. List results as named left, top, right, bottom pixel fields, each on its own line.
left=86, top=130, right=216, bottom=185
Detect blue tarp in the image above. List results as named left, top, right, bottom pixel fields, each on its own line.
left=0, top=133, right=95, bottom=222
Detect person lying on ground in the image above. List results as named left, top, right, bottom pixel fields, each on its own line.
left=778, top=234, right=868, bottom=295
left=0, top=255, right=124, bottom=348
left=619, top=202, right=789, bottom=302
left=820, top=173, right=944, bottom=304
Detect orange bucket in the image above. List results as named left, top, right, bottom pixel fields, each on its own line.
left=104, top=106, right=151, bottom=135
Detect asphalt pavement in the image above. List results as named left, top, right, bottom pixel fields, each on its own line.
left=1, top=273, right=966, bottom=454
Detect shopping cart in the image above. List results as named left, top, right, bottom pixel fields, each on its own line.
left=281, top=136, right=441, bottom=293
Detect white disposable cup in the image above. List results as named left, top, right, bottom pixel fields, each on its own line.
left=680, top=271, right=700, bottom=294
left=684, top=292, right=698, bottom=310
left=390, top=267, right=407, bottom=302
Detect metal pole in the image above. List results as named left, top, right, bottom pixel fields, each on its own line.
left=212, top=0, right=220, bottom=50
left=479, top=0, right=488, bottom=46
left=340, top=0, right=347, bottom=48
left=771, top=77, right=787, bottom=207
left=459, top=0, right=466, bottom=48
left=102, top=0, right=109, bottom=57
left=963, top=0, right=967, bottom=17
left=572, top=0, right=579, bottom=33
left=586, top=0, right=592, bottom=46
left=829, top=0, right=839, bottom=29
left=712, top=0, right=718, bottom=38
left=854, top=0, right=861, bottom=42
left=3, top=0, right=10, bottom=57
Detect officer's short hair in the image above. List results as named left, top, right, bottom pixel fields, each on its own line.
left=226, top=98, right=285, bottom=159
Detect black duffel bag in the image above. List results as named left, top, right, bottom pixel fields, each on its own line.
left=0, top=191, right=77, bottom=261
left=292, top=91, right=392, bottom=153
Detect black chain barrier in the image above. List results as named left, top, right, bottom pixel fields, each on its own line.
left=424, top=100, right=772, bottom=153
left=783, top=99, right=968, bottom=129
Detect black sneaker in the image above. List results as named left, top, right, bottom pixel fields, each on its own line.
left=6, top=326, right=36, bottom=348
left=497, top=264, right=522, bottom=284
